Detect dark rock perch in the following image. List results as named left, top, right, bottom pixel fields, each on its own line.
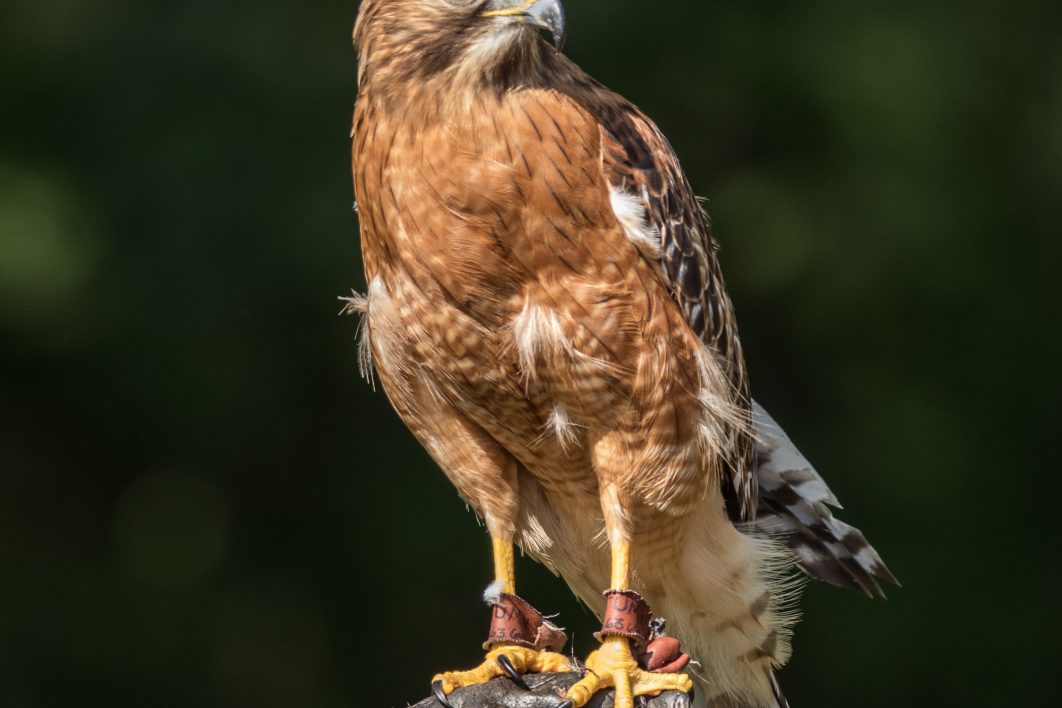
left=410, top=672, right=691, bottom=708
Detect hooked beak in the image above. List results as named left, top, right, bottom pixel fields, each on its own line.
left=482, top=0, right=567, bottom=51
left=525, top=0, right=566, bottom=50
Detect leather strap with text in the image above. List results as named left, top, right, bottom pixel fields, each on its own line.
left=595, top=589, right=652, bottom=648
left=484, top=593, right=567, bottom=652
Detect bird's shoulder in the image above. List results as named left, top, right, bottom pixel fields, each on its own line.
left=542, top=76, right=742, bottom=379
left=533, top=72, right=757, bottom=521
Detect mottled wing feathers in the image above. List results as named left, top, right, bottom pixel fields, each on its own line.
left=752, top=402, right=899, bottom=596
left=589, top=98, right=757, bottom=522
left=581, top=92, right=897, bottom=594
left=580, top=91, right=896, bottom=592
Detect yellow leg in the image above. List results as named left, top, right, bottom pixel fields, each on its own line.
left=611, top=541, right=630, bottom=590
left=493, top=537, right=515, bottom=594
left=432, top=536, right=571, bottom=696
left=565, top=540, right=693, bottom=708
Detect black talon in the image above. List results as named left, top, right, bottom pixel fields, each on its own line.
left=687, top=684, right=696, bottom=704
left=432, top=680, right=455, bottom=708
left=556, top=701, right=573, bottom=708
left=496, top=654, right=530, bottom=690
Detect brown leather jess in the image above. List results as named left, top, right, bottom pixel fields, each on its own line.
left=485, top=593, right=567, bottom=652
left=596, top=591, right=692, bottom=673
left=640, top=636, right=692, bottom=674
left=595, top=589, right=653, bottom=648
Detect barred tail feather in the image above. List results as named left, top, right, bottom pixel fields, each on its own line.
left=751, top=401, right=899, bottom=597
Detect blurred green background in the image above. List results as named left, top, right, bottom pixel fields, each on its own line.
left=1, top=0, right=1059, bottom=706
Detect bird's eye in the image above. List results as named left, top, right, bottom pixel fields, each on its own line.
left=442, top=0, right=490, bottom=17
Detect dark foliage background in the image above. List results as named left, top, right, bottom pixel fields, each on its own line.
left=2, top=1, right=1059, bottom=706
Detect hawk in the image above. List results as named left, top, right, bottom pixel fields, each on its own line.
left=348, top=2, right=897, bottom=707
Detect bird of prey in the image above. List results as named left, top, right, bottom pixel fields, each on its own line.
left=348, top=2, right=897, bottom=707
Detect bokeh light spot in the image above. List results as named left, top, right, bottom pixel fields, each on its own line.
left=0, top=166, right=100, bottom=327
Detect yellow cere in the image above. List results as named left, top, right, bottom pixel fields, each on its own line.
left=481, top=0, right=539, bottom=19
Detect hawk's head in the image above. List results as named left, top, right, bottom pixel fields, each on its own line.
left=354, top=0, right=566, bottom=96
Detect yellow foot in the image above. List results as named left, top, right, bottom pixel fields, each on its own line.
left=432, top=643, right=572, bottom=703
left=566, top=637, right=693, bottom=708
